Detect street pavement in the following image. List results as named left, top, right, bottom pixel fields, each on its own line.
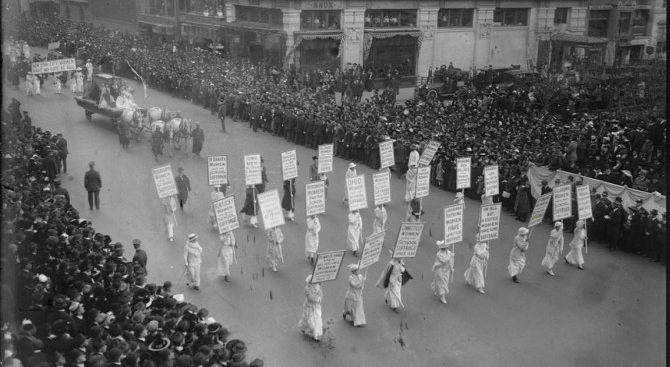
left=3, top=59, right=665, bottom=367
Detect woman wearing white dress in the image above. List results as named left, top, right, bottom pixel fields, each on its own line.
left=565, top=220, right=586, bottom=270
left=464, top=234, right=489, bottom=293
left=33, top=73, right=41, bottom=95
left=298, top=275, right=323, bottom=342
left=216, top=231, right=236, bottom=281
left=347, top=210, right=363, bottom=256
left=208, top=185, right=225, bottom=231
left=342, top=264, right=366, bottom=327
left=404, top=163, right=418, bottom=202
left=266, top=227, right=284, bottom=272
left=343, top=162, right=357, bottom=205
left=431, top=241, right=454, bottom=304
left=376, top=258, right=405, bottom=312
left=372, top=204, right=387, bottom=234
left=541, top=222, right=564, bottom=275
left=508, top=227, right=530, bottom=283
left=26, top=72, right=35, bottom=95
left=54, top=72, right=62, bottom=94
left=305, top=215, right=321, bottom=265
left=162, top=195, right=178, bottom=242
left=75, top=68, right=84, bottom=93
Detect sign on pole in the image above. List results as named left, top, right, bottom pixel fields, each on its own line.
left=372, top=172, right=391, bottom=206
left=415, top=166, right=431, bottom=198
left=31, top=58, right=76, bottom=74
left=317, top=144, right=333, bottom=173
left=443, top=204, right=464, bottom=245
left=528, top=193, right=552, bottom=228
left=378, top=140, right=395, bottom=169
left=418, top=140, right=441, bottom=167
left=207, top=155, right=228, bottom=186
left=479, top=203, right=502, bottom=241
left=281, top=150, right=298, bottom=181
left=256, top=189, right=285, bottom=229
left=47, top=41, right=61, bottom=50
left=576, top=185, right=593, bottom=221
left=244, top=154, right=262, bottom=186
left=311, top=250, right=346, bottom=283
left=456, top=157, right=471, bottom=189
left=358, top=231, right=386, bottom=269
left=552, top=185, right=572, bottom=221
left=305, top=181, right=326, bottom=216
left=392, top=222, right=425, bottom=258
left=483, top=165, right=499, bottom=196
left=152, top=164, right=178, bottom=199
left=213, top=196, right=239, bottom=234
left=346, top=174, right=368, bottom=211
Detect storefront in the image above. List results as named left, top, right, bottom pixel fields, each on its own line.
left=292, top=33, right=343, bottom=72
left=550, top=33, right=608, bottom=72
left=220, top=24, right=285, bottom=63
left=363, top=31, right=421, bottom=77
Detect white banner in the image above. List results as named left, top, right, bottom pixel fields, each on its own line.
left=576, top=184, right=593, bottom=221
left=552, top=185, right=573, bottom=221
left=346, top=175, right=368, bottom=211
left=484, top=165, right=499, bottom=196
left=311, top=250, right=346, bottom=283
left=373, top=172, right=391, bottom=206
left=415, top=166, right=431, bottom=198
left=31, top=58, right=76, bottom=74
left=528, top=193, right=552, bottom=228
left=456, top=157, right=471, bottom=190
left=418, top=140, right=441, bottom=167
left=244, top=154, right=262, bottom=186
left=281, top=150, right=298, bottom=181
left=317, top=144, right=334, bottom=173
left=392, top=222, right=425, bottom=258
left=207, top=155, right=228, bottom=186
left=257, top=189, right=285, bottom=229
left=152, top=164, right=178, bottom=199
left=305, top=181, right=326, bottom=216
left=479, top=203, right=502, bottom=241
left=443, top=204, right=464, bottom=245
left=213, top=196, right=240, bottom=234
left=358, top=231, right=386, bottom=269
left=378, top=140, right=395, bottom=169
left=47, top=41, right=61, bottom=50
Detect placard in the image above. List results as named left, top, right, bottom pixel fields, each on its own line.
left=281, top=150, right=298, bottom=181
left=358, top=231, right=386, bottom=269
left=415, top=166, right=431, bottom=198
left=317, top=144, right=333, bottom=173
left=456, top=157, right=471, bottom=189
left=552, top=185, right=572, bottom=221
left=213, top=196, right=239, bottom=234
left=483, top=165, right=499, bottom=196
left=311, top=250, right=346, bottom=283
left=443, top=204, right=464, bottom=245
left=418, top=140, right=441, bottom=166
left=372, top=172, right=391, bottom=206
left=207, top=155, right=228, bottom=186
left=31, top=58, right=76, bottom=74
left=152, top=164, right=178, bottom=199
left=47, top=41, right=61, bottom=50
left=378, top=140, right=395, bottom=169
left=392, top=222, right=425, bottom=258
left=244, top=154, right=262, bottom=186
left=479, top=203, right=502, bottom=241
left=256, top=189, right=285, bottom=229
left=305, top=181, right=326, bottom=216
left=346, top=175, right=368, bottom=211
left=576, top=184, right=593, bottom=221
left=528, top=193, right=552, bottom=228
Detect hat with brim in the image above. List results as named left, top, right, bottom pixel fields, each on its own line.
left=348, top=162, right=356, bottom=169
left=436, top=240, right=448, bottom=249
left=518, top=227, right=529, bottom=235
left=148, top=337, right=170, bottom=352
left=188, top=234, right=198, bottom=241
left=347, top=264, right=359, bottom=271
left=554, top=221, right=563, bottom=228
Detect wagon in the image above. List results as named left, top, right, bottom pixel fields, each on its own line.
left=74, top=73, right=128, bottom=122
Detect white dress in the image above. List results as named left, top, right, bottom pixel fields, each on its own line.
left=266, top=228, right=284, bottom=268
left=216, top=232, right=236, bottom=276
left=343, top=273, right=366, bottom=326
left=431, top=249, right=454, bottom=297
left=464, top=242, right=489, bottom=290
left=508, top=235, right=528, bottom=277
left=541, top=228, right=564, bottom=269
left=565, top=227, right=586, bottom=266
left=405, top=167, right=417, bottom=202
left=372, top=206, right=387, bottom=234
left=305, top=216, right=321, bottom=258
left=297, top=283, right=323, bottom=340
left=384, top=262, right=404, bottom=308
left=347, top=212, right=362, bottom=251
left=33, top=75, right=41, bottom=95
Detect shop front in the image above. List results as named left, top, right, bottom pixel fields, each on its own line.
left=220, top=24, right=285, bottom=64
left=363, top=31, right=421, bottom=85
left=291, top=33, right=343, bottom=72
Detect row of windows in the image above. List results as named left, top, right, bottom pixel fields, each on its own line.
left=588, top=9, right=650, bottom=37
left=178, top=0, right=224, bottom=15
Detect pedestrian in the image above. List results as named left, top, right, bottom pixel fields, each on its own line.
left=565, top=220, right=587, bottom=270
left=376, top=257, right=406, bottom=313
left=309, top=156, right=319, bottom=181
left=175, top=167, right=191, bottom=211
left=342, top=264, right=366, bottom=327
left=541, top=222, right=564, bottom=276
left=208, top=185, right=225, bottom=230
left=372, top=204, right=387, bottom=234
left=281, top=179, right=296, bottom=221
left=217, top=231, right=236, bottom=282
left=347, top=210, right=363, bottom=257
left=266, top=227, right=284, bottom=272
left=508, top=227, right=530, bottom=283
left=305, top=215, right=321, bottom=265
left=191, top=122, right=204, bottom=159
left=240, top=185, right=258, bottom=228
left=132, top=239, right=148, bottom=275
left=297, top=275, right=323, bottom=342
left=343, top=162, right=357, bottom=205
left=52, top=178, right=70, bottom=206
left=464, top=233, right=489, bottom=294
left=162, top=195, right=178, bottom=242
left=256, top=158, right=269, bottom=193
left=56, top=134, right=68, bottom=173
left=184, top=233, right=203, bottom=290
left=431, top=240, right=454, bottom=304
left=33, top=72, right=41, bottom=95
left=404, top=163, right=418, bottom=202
left=84, top=161, right=101, bottom=210
left=69, top=70, right=77, bottom=93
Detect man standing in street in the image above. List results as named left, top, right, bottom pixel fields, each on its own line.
left=184, top=233, right=203, bottom=290
left=175, top=167, right=191, bottom=211
left=191, top=122, right=204, bottom=159
left=84, top=161, right=101, bottom=210
left=132, top=239, right=148, bottom=275
left=56, top=133, right=68, bottom=173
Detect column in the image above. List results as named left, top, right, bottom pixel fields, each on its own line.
left=341, top=8, right=365, bottom=67
left=417, top=8, right=438, bottom=78
left=282, top=9, right=301, bottom=69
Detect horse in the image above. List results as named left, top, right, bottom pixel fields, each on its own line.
left=146, top=107, right=178, bottom=124
left=149, top=117, right=192, bottom=158
left=119, top=108, right=148, bottom=142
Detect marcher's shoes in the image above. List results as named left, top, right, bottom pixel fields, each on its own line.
left=577, top=266, right=584, bottom=270
left=512, top=276, right=520, bottom=283
left=193, top=286, right=200, bottom=290
left=564, top=257, right=569, bottom=264
left=352, top=251, right=357, bottom=257
left=478, top=288, right=485, bottom=294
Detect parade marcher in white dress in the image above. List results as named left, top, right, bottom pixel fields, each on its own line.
left=298, top=275, right=323, bottom=342
left=216, top=231, right=236, bottom=281
left=162, top=195, right=178, bottom=242
left=319, top=172, right=329, bottom=198
left=305, top=215, right=321, bottom=265
left=404, top=163, right=418, bottom=202
left=75, top=68, right=84, bottom=93
left=508, top=227, right=530, bottom=283
left=208, top=185, right=225, bottom=230
left=376, top=258, right=406, bottom=312
left=184, top=233, right=203, bottom=290
left=541, top=222, right=564, bottom=275
left=464, top=234, right=489, bottom=293
left=408, top=144, right=420, bottom=168
left=347, top=210, right=363, bottom=256
left=32, top=73, right=41, bottom=95
left=343, top=162, right=357, bottom=205
left=454, top=191, right=465, bottom=207
left=431, top=241, right=454, bottom=304
left=26, top=72, right=35, bottom=96
left=53, top=72, right=62, bottom=94
left=372, top=204, right=387, bottom=234
left=343, top=264, right=366, bottom=327
left=266, top=227, right=284, bottom=271
left=69, top=70, right=77, bottom=93
left=565, top=220, right=587, bottom=270
left=85, top=59, right=94, bottom=81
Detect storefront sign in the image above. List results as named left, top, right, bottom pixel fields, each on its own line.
left=257, top=189, right=285, bottom=230
left=418, top=140, right=441, bottom=166
left=305, top=181, right=326, bottom=216
left=213, top=196, right=240, bottom=234
left=392, top=222, right=425, bottom=258
left=311, top=250, right=346, bottom=283
left=443, top=204, right=464, bottom=245
left=373, top=172, right=391, bottom=206
left=415, top=166, right=431, bottom=198
left=378, top=140, right=395, bottom=169
left=281, top=150, right=298, bottom=181
left=484, top=165, right=499, bottom=197
left=479, top=203, right=502, bottom=241
left=152, top=164, right=178, bottom=199
left=456, top=157, right=471, bottom=189
left=358, top=231, right=386, bottom=269
left=302, top=1, right=344, bottom=10
left=576, top=185, right=593, bottom=221
left=244, top=154, right=262, bottom=186
left=552, top=185, right=572, bottom=221
left=31, top=58, right=76, bottom=74
left=207, top=155, right=228, bottom=186
left=528, top=193, right=552, bottom=228
left=346, top=175, right=368, bottom=211
left=318, top=144, right=333, bottom=173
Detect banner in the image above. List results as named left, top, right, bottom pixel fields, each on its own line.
left=479, top=203, right=502, bottom=241
left=484, top=165, right=499, bottom=196
left=207, top=155, right=228, bottom=186
left=317, top=144, right=334, bottom=173
left=456, top=157, right=471, bottom=190
left=281, top=150, right=298, bottom=181
left=346, top=174, right=368, bottom=211
left=378, top=140, right=395, bottom=169
left=213, top=196, right=239, bottom=234
left=358, top=231, right=386, bottom=269
left=577, top=185, right=593, bottom=221
left=311, top=250, right=346, bottom=283
left=418, top=140, right=441, bottom=166
left=305, top=181, right=326, bottom=216
left=152, top=164, right=178, bottom=199
left=392, top=222, right=425, bottom=258
left=31, top=58, right=76, bottom=74
left=443, top=204, right=464, bottom=245
left=528, top=193, right=552, bottom=228
left=415, top=166, right=431, bottom=198
left=244, top=154, right=262, bottom=186
left=257, top=189, right=285, bottom=229
left=372, top=172, right=391, bottom=206
left=47, top=41, right=61, bottom=50
left=552, top=185, right=572, bottom=221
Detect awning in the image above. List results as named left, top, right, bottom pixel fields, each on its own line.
left=139, top=21, right=175, bottom=29
left=363, top=31, right=423, bottom=61
left=629, top=38, right=649, bottom=46
left=218, top=21, right=284, bottom=34
left=552, top=34, right=609, bottom=45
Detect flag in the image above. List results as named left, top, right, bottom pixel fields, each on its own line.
left=125, top=60, right=148, bottom=100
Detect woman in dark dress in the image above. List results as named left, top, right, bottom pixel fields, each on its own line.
left=281, top=179, right=296, bottom=221
left=240, top=186, right=259, bottom=227
left=445, top=157, right=457, bottom=192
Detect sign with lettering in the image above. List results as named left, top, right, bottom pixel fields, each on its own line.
left=415, top=166, right=431, bottom=198
left=392, top=222, right=425, bottom=258
left=213, top=196, right=239, bottom=234
left=373, top=172, right=391, bottom=206
left=358, top=231, right=386, bottom=269
left=207, top=155, right=228, bottom=186
left=443, top=204, right=464, bottom=245
left=317, top=144, right=333, bottom=173
left=244, top=154, right=262, bottom=186
left=576, top=185, right=593, bottom=221
left=552, top=185, right=573, bottom=221
left=528, top=193, right=552, bottom=228
left=305, top=181, right=326, bottom=216
left=484, top=165, right=499, bottom=196
left=418, top=140, right=441, bottom=166
left=311, top=250, right=346, bottom=283
left=281, top=150, right=298, bottom=181
left=47, top=41, right=61, bottom=50
left=479, top=203, right=502, bottom=241
left=302, top=1, right=344, bottom=10
left=456, top=157, right=471, bottom=189
left=152, top=164, right=178, bottom=199
left=31, top=58, right=76, bottom=74
left=257, top=189, right=285, bottom=230
left=378, top=140, right=395, bottom=169
left=346, top=174, right=368, bottom=211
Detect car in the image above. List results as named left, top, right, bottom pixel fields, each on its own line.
left=414, top=68, right=468, bottom=101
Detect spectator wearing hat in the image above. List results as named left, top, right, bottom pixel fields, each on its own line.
left=297, top=275, right=323, bottom=342
left=132, top=239, right=147, bottom=274
left=629, top=199, right=648, bottom=255
left=52, top=178, right=70, bottom=206
left=342, top=264, right=366, bottom=326
left=604, top=198, right=626, bottom=251
left=565, top=220, right=587, bottom=270
left=265, top=227, right=284, bottom=272
left=216, top=231, right=236, bottom=282
left=431, top=241, right=454, bottom=304
left=184, top=234, right=203, bottom=290
left=343, top=162, right=357, bottom=205
left=542, top=222, right=565, bottom=276
left=175, top=167, right=191, bottom=211
left=508, top=227, right=530, bottom=283
left=84, top=161, right=101, bottom=210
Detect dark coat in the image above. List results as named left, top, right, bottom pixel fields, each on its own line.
left=84, top=169, right=102, bottom=192
left=175, top=174, right=191, bottom=202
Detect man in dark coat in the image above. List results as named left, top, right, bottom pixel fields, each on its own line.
left=132, top=239, right=148, bottom=275
left=175, top=167, right=191, bottom=210
left=295, top=111, right=305, bottom=145
left=43, top=151, right=58, bottom=180
left=191, top=122, right=204, bottom=158
left=304, top=114, right=314, bottom=148
left=313, top=117, right=325, bottom=148
left=217, top=94, right=228, bottom=132
left=52, top=178, right=70, bottom=206
left=84, top=161, right=102, bottom=210
left=333, top=123, right=345, bottom=157
left=605, top=198, right=626, bottom=251
left=56, top=133, right=68, bottom=173
left=284, top=109, right=295, bottom=142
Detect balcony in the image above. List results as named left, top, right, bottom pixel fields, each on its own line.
left=180, top=11, right=227, bottom=26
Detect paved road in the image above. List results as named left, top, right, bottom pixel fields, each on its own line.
left=4, top=64, right=665, bottom=367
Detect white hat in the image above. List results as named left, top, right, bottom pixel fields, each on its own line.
left=348, top=162, right=356, bottom=169
left=347, top=264, right=359, bottom=271
left=518, top=227, right=529, bottom=235
left=554, top=221, right=563, bottom=228
left=188, top=233, right=198, bottom=241
left=305, top=275, right=313, bottom=283
left=172, top=294, right=185, bottom=303
left=436, top=240, right=448, bottom=249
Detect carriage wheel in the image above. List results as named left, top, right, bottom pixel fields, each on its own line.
left=85, top=111, right=93, bottom=122
left=427, top=90, right=438, bottom=100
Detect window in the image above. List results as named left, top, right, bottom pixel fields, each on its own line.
left=143, top=0, right=176, bottom=17
left=493, top=8, right=528, bottom=26
left=364, top=9, right=417, bottom=28
left=619, top=11, right=631, bottom=34
left=631, top=10, right=649, bottom=36
left=437, top=8, right=474, bottom=28
left=235, top=5, right=283, bottom=26
left=588, top=10, right=609, bottom=37
left=179, top=0, right=223, bottom=15
left=554, top=8, right=569, bottom=24
left=301, top=10, right=340, bottom=30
